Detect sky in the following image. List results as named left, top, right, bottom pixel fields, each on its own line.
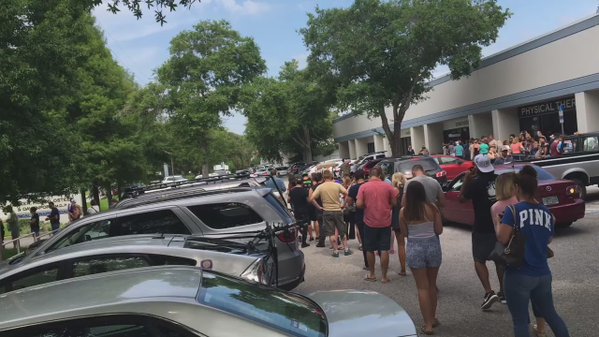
left=93, top=0, right=599, bottom=135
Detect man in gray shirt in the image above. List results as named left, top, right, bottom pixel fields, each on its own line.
left=402, top=164, right=444, bottom=209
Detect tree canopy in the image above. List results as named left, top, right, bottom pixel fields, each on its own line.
left=302, top=0, right=510, bottom=156
left=243, top=61, right=336, bottom=162
left=92, top=0, right=198, bottom=24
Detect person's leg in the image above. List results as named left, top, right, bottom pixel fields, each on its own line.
left=427, top=267, right=440, bottom=324
left=495, top=261, right=506, bottom=301
left=389, top=230, right=395, bottom=254
left=475, top=261, right=492, bottom=293
left=531, top=274, right=570, bottom=337
left=299, top=219, right=309, bottom=247
left=412, top=268, right=434, bottom=333
left=394, top=230, right=407, bottom=275
left=357, top=222, right=368, bottom=268
left=363, top=226, right=376, bottom=279
left=504, top=270, right=534, bottom=337
left=379, top=227, right=391, bottom=282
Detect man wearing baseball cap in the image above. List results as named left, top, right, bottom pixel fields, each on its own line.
left=460, top=153, right=504, bottom=310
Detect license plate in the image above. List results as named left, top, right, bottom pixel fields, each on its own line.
left=542, top=196, right=559, bottom=206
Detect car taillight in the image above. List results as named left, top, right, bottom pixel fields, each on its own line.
left=566, top=185, right=579, bottom=198
left=436, top=171, right=447, bottom=178
left=277, top=228, right=297, bottom=243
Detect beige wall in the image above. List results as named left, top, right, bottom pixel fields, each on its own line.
left=404, top=24, right=599, bottom=121
left=576, top=90, right=599, bottom=133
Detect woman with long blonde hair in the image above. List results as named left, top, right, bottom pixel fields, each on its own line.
left=392, top=172, right=408, bottom=276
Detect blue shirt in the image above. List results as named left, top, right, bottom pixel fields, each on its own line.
left=455, top=144, right=464, bottom=156
left=501, top=202, right=554, bottom=276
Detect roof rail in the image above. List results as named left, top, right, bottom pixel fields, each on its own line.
left=123, top=173, right=264, bottom=196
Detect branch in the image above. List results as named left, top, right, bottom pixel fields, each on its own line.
left=378, top=105, right=394, bottom=141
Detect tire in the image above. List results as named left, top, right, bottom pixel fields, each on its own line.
left=571, top=178, right=587, bottom=200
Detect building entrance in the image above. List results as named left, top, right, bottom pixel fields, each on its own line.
left=519, top=96, right=577, bottom=136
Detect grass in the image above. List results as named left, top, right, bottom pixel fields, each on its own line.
left=0, top=247, right=19, bottom=260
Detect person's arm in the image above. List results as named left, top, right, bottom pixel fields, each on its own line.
left=431, top=204, right=443, bottom=235
left=399, top=208, right=408, bottom=239
left=339, top=184, right=348, bottom=197
left=356, top=186, right=365, bottom=209
left=497, top=205, right=515, bottom=245
left=401, top=181, right=409, bottom=206
left=390, top=187, right=399, bottom=207
left=308, top=187, right=322, bottom=210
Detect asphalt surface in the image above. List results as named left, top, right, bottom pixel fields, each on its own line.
left=295, top=186, right=599, bottom=337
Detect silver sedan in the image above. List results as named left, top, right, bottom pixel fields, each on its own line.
left=0, top=266, right=417, bottom=337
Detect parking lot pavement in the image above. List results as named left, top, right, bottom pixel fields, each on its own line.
left=296, top=187, right=599, bottom=337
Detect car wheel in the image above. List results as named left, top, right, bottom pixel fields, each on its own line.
left=571, top=178, right=587, bottom=200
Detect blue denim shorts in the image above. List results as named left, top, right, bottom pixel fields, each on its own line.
left=407, top=236, right=442, bottom=269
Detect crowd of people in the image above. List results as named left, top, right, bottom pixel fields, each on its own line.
left=441, top=131, right=574, bottom=163
left=287, top=150, right=569, bottom=337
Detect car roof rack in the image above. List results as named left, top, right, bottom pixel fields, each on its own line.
left=116, top=174, right=269, bottom=209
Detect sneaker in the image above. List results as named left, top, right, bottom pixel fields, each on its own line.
left=316, top=243, right=325, bottom=248
left=301, top=243, right=310, bottom=248
left=332, top=251, right=340, bottom=258
left=481, top=291, right=499, bottom=310
left=344, top=249, right=353, bottom=256
left=497, top=291, right=507, bottom=304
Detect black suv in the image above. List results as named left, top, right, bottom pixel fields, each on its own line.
left=375, top=156, right=448, bottom=185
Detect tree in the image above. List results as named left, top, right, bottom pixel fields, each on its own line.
left=302, top=0, right=510, bottom=156
left=243, top=61, right=335, bottom=162
left=93, top=0, right=198, bottom=24
left=157, top=20, right=265, bottom=175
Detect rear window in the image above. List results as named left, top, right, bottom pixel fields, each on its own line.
left=188, top=203, right=264, bottom=229
left=396, top=158, right=439, bottom=173
left=199, top=273, right=327, bottom=337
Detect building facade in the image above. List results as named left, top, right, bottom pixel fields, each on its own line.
left=334, top=14, right=599, bottom=159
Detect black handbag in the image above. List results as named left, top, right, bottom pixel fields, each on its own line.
left=489, top=205, right=526, bottom=267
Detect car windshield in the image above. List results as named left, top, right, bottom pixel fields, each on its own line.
left=199, top=273, right=327, bottom=337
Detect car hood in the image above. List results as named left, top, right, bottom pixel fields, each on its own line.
left=309, top=290, right=417, bottom=337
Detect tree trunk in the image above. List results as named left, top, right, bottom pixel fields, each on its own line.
left=105, top=185, right=113, bottom=209
left=80, top=189, right=87, bottom=214
left=302, top=126, right=313, bottom=162
left=392, top=105, right=403, bottom=156
left=202, top=164, right=210, bottom=178
left=92, top=184, right=100, bottom=209
left=379, top=104, right=399, bottom=157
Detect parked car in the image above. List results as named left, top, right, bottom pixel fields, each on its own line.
left=357, top=158, right=384, bottom=177
left=6, top=187, right=304, bottom=290
left=351, top=151, right=387, bottom=172
left=275, top=166, right=289, bottom=176
left=431, top=155, right=475, bottom=180
left=161, top=175, right=188, bottom=184
left=443, top=164, right=585, bottom=227
left=375, top=156, right=448, bottom=185
left=0, top=266, right=418, bottom=337
left=0, top=234, right=279, bottom=294
left=250, top=167, right=270, bottom=178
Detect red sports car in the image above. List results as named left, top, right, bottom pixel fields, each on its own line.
left=431, top=155, right=475, bottom=181
left=443, top=164, right=585, bottom=227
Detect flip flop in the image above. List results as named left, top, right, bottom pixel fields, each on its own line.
left=364, top=275, right=377, bottom=282
left=398, top=271, right=407, bottom=276
left=433, top=319, right=441, bottom=328
left=381, top=277, right=391, bottom=284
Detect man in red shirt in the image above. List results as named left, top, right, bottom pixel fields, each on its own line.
left=357, top=167, right=399, bottom=283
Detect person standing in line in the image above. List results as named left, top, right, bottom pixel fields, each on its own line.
left=460, top=154, right=503, bottom=310
left=497, top=166, right=570, bottom=337
left=309, top=170, right=351, bottom=257
left=455, top=140, right=464, bottom=159
left=399, top=181, right=443, bottom=335
left=87, top=199, right=100, bottom=215
left=68, top=199, right=82, bottom=223
left=407, top=145, right=416, bottom=156
left=308, top=172, right=324, bottom=247
left=402, top=165, right=444, bottom=210
left=288, top=179, right=311, bottom=248
left=346, top=169, right=368, bottom=269
left=392, top=172, right=408, bottom=276
left=29, top=207, right=40, bottom=241
left=5, top=206, right=20, bottom=251
left=46, top=202, right=61, bottom=233
left=357, top=167, right=398, bottom=283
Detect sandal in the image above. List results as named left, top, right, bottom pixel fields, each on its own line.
left=398, top=271, right=407, bottom=276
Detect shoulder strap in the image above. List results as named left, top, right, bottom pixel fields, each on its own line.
left=508, top=205, right=519, bottom=231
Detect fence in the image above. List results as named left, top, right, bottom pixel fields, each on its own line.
left=0, top=230, right=56, bottom=261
